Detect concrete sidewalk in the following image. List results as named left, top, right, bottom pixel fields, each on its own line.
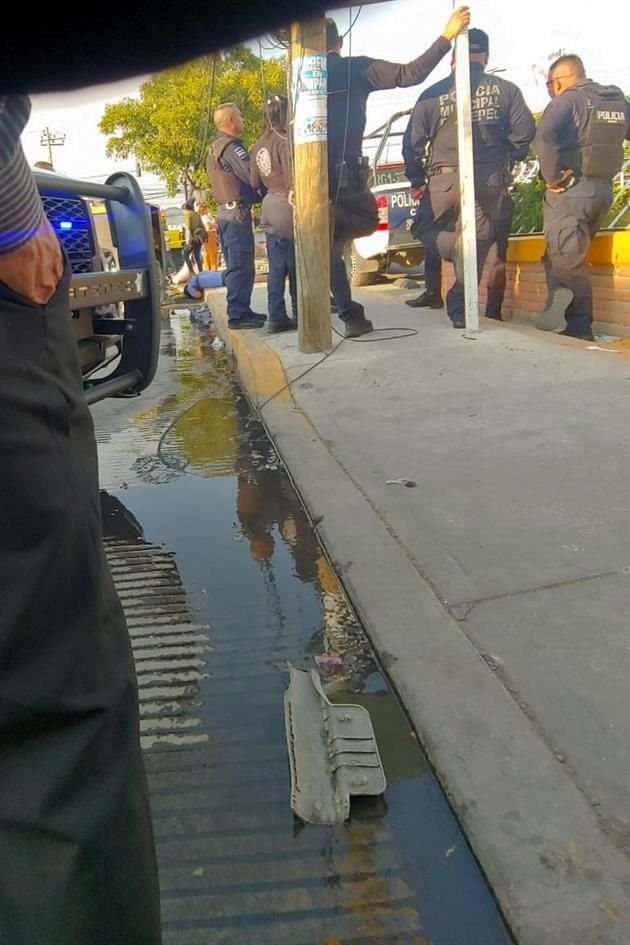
left=207, top=282, right=630, bottom=945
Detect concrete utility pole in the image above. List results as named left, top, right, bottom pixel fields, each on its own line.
left=289, top=19, right=332, bottom=354
left=40, top=127, right=66, bottom=168
left=453, top=26, right=479, bottom=330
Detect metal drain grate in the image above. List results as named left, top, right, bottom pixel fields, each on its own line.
left=104, top=538, right=211, bottom=752
left=104, top=536, right=436, bottom=945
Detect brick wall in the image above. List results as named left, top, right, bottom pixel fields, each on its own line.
left=440, top=232, right=630, bottom=336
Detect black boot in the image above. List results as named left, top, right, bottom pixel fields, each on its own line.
left=267, top=318, right=297, bottom=334
left=406, top=291, right=443, bottom=309
left=344, top=315, right=374, bottom=338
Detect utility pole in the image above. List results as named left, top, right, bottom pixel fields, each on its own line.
left=454, top=26, right=479, bottom=331
left=290, top=18, right=332, bottom=354
left=39, top=127, right=66, bottom=168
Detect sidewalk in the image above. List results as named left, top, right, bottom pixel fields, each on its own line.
left=207, top=281, right=630, bottom=945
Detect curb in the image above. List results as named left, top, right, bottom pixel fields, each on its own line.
left=206, top=292, right=290, bottom=407
left=206, top=287, right=630, bottom=945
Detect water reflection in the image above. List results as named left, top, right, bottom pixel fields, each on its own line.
left=95, top=310, right=512, bottom=945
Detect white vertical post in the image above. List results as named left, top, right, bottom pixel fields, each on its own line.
left=454, top=28, right=479, bottom=331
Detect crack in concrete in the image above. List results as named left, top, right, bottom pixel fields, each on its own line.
left=454, top=567, right=628, bottom=615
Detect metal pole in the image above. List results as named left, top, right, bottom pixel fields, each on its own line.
left=454, top=27, right=479, bottom=331
left=45, top=128, right=53, bottom=166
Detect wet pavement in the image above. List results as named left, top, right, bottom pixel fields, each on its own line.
left=93, top=308, right=513, bottom=945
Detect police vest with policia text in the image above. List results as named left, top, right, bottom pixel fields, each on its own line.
left=579, top=84, right=627, bottom=180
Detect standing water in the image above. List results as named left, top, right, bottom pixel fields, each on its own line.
left=93, top=309, right=512, bottom=945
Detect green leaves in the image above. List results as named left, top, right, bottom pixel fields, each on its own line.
left=99, top=47, right=287, bottom=197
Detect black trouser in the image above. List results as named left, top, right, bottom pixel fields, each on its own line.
left=217, top=206, right=255, bottom=321
left=485, top=193, right=514, bottom=317
left=415, top=189, right=442, bottom=298
left=424, top=245, right=443, bottom=298
left=266, top=234, right=297, bottom=322
left=184, top=238, right=204, bottom=274
left=0, top=265, right=161, bottom=945
left=330, top=188, right=366, bottom=321
left=414, top=168, right=508, bottom=323
left=542, top=177, right=612, bottom=337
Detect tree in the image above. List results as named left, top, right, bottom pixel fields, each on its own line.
left=99, top=47, right=287, bottom=197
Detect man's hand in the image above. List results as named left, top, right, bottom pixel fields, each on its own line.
left=0, top=214, right=63, bottom=305
left=547, top=169, right=575, bottom=193
left=288, top=190, right=295, bottom=207
left=442, top=6, right=471, bottom=42
left=410, top=186, right=426, bottom=201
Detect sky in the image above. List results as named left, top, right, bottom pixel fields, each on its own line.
left=22, top=0, right=630, bottom=200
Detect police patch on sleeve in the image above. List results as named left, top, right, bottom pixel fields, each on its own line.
left=255, top=147, right=272, bottom=178
left=234, top=145, right=249, bottom=160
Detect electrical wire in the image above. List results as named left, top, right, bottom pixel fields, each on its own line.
left=257, top=39, right=268, bottom=103
left=257, top=319, right=419, bottom=411
left=194, top=54, right=218, bottom=169
left=342, top=6, right=363, bottom=38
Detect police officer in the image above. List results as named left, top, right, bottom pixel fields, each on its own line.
left=1, top=95, right=161, bottom=945
left=326, top=5, right=471, bottom=338
left=534, top=55, right=630, bottom=340
left=207, top=103, right=265, bottom=330
left=250, top=95, right=298, bottom=334
left=403, top=28, right=535, bottom=328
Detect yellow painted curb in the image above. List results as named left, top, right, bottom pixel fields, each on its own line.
left=205, top=290, right=291, bottom=407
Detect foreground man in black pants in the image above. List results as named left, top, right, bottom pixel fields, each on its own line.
left=0, top=95, right=161, bottom=945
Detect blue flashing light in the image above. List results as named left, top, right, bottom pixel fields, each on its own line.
left=59, top=220, right=73, bottom=230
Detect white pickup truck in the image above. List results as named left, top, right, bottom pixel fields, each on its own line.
left=346, top=109, right=424, bottom=286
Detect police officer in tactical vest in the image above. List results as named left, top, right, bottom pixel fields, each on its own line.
left=534, top=55, right=630, bottom=340
left=207, top=103, right=265, bottom=329
left=325, top=5, right=471, bottom=338
left=403, top=28, right=535, bottom=328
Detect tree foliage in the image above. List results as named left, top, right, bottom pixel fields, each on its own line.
left=99, top=47, right=287, bottom=196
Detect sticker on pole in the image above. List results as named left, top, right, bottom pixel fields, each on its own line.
left=293, top=54, right=328, bottom=144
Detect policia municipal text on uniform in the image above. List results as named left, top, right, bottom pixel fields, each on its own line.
left=403, top=28, right=535, bottom=329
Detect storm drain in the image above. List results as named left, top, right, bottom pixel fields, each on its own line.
left=104, top=538, right=211, bottom=752
left=105, top=537, right=432, bottom=945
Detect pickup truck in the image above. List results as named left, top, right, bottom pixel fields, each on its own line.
left=36, top=171, right=161, bottom=404
left=345, top=109, right=424, bottom=287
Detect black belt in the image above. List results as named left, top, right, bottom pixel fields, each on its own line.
left=218, top=201, right=250, bottom=210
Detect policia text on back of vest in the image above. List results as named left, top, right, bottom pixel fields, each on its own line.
left=580, top=85, right=628, bottom=180
left=35, top=171, right=160, bottom=406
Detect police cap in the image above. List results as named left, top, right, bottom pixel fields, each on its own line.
left=468, top=28, right=489, bottom=53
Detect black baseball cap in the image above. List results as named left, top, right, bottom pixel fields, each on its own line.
left=468, top=29, right=489, bottom=53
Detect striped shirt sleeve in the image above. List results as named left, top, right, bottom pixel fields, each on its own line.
left=0, top=95, right=45, bottom=255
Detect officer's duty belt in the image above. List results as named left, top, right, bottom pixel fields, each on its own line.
left=218, top=200, right=250, bottom=210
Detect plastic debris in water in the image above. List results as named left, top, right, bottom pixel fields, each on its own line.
left=315, top=653, right=344, bottom=670
left=211, top=338, right=225, bottom=351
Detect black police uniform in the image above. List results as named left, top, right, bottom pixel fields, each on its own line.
left=535, top=81, right=630, bottom=338
left=250, top=129, right=297, bottom=325
left=0, top=262, right=162, bottom=945
left=207, top=134, right=260, bottom=324
left=404, top=66, right=535, bottom=324
left=327, top=35, right=453, bottom=322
